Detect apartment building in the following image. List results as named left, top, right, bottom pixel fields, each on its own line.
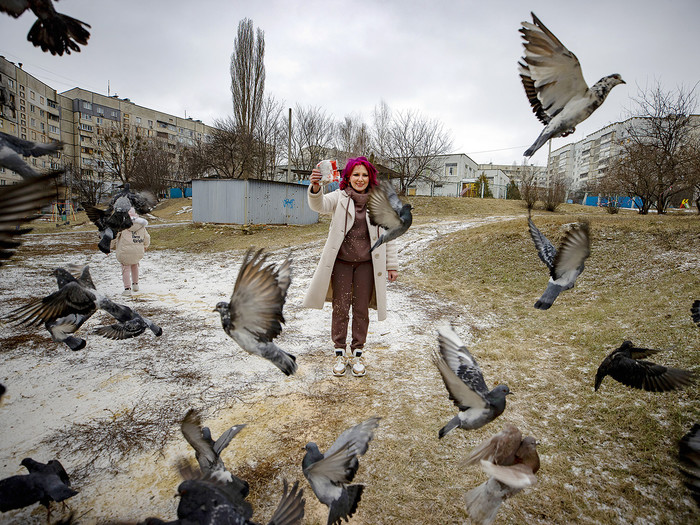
left=411, top=153, right=480, bottom=196
left=0, top=56, right=215, bottom=190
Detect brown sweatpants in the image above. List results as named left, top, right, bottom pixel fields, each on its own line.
left=331, top=259, right=374, bottom=351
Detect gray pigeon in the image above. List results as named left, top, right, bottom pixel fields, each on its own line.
left=180, top=408, right=247, bottom=485
left=0, top=171, right=59, bottom=265
left=216, top=248, right=297, bottom=376
left=0, top=458, right=77, bottom=519
left=595, top=340, right=694, bottom=392
left=432, top=326, right=511, bottom=438
left=679, top=423, right=700, bottom=507
left=367, top=178, right=412, bottom=252
left=3, top=265, right=162, bottom=350
left=302, top=417, right=380, bottom=525
left=692, top=300, right=700, bottom=327
left=464, top=431, right=540, bottom=525
left=528, top=217, right=590, bottom=310
left=0, top=130, right=62, bottom=179
left=0, top=0, right=90, bottom=56
left=519, top=12, right=625, bottom=157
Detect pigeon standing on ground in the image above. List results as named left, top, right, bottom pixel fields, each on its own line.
left=3, top=265, right=162, bottom=350
left=367, top=178, right=413, bottom=252
left=84, top=183, right=155, bottom=254
left=0, top=131, right=62, bottom=179
left=432, top=326, right=511, bottom=438
left=519, top=12, right=625, bottom=157
left=594, top=340, right=695, bottom=392
left=679, top=423, right=700, bottom=507
left=216, top=248, right=297, bottom=376
left=0, top=458, right=77, bottom=519
left=528, top=217, right=590, bottom=310
left=0, top=171, right=59, bottom=266
left=303, top=417, right=380, bottom=525
left=463, top=427, right=540, bottom=525
left=0, top=0, right=90, bottom=55
left=691, top=300, right=700, bottom=327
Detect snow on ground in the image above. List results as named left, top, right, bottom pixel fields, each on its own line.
left=0, top=216, right=510, bottom=523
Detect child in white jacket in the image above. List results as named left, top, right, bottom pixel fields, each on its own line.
left=111, top=207, right=150, bottom=295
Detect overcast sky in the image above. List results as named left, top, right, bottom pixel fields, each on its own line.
left=1, top=0, right=699, bottom=166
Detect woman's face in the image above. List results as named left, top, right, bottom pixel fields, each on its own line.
left=349, top=165, right=370, bottom=192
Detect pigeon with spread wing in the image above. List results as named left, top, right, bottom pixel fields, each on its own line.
left=303, top=417, right=380, bottom=525
left=528, top=217, right=590, bottom=310
left=519, top=12, right=625, bottom=157
left=367, top=178, right=412, bottom=252
left=0, top=0, right=90, bottom=56
left=433, top=326, right=511, bottom=438
left=595, top=340, right=694, bottom=392
left=0, top=131, right=62, bottom=179
left=216, top=248, right=297, bottom=376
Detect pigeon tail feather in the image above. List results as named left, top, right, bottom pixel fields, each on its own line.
left=534, top=282, right=563, bottom=310
left=464, top=477, right=510, bottom=525
left=438, top=415, right=460, bottom=439
left=327, top=484, right=363, bottom=525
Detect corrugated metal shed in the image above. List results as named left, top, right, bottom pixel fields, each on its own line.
left=192, top=179, right=318, bottom=225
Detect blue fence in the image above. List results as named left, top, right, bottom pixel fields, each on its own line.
left=584, top=195, right=642, bottom=209
left=169, top=187, right=192, bottom=198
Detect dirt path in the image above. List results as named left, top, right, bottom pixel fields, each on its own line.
left=0, top=216, right=513, bottom=524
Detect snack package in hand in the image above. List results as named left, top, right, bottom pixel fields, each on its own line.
left=317, top=159, right=340, bottom=184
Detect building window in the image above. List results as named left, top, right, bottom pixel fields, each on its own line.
left=49, top=125, right=59, bottom=133
left=40, top=96, right=44, bottom=104
left=97, top=106, right=104, bottom=114
left=83, top=101, right=92, bottom=110
left=7, top=79, right=14, bottom=89
left=30, top=91, right=35, bottom=100
left=136, top=117, right=141, bottom=124
left=30, top=104, right=35, bottom=113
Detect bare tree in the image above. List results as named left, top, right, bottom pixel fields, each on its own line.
left=130, top=139, right=172, bottom=197
left=612, top=83, right=699, bottom=213
left=253, top=95, right=286, bottom=180
left=375, top=107, right=452, bottom=195
left=542, top=174, right=568, bottom=212
left=69, top=162, right=109, bottom=206
left=99, top=121, right=144, bottom=184
left=605, top=142, right=657, bottom=214
left=290, top=104, right=336, bottom=173
left=336, top=113, right=371, bottom=157
left=520, top=165, right=540, bottom=210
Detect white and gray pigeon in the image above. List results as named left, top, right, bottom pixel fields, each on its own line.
left=180, top=408, right=247, bottom=485
left=0, top=0, right=90, bottom=56
left=691, top=300, right=700, bottom=327
left=519, top=12, right=625, bottom=157
left=84, top=183, right=156, bottom=254
left=216, top=248, right=297, bottom=376
left=594, top=340, right=695, bottom=392
left=367, top=178, right=412, bottom=252
left=3, top=265, right=162, bottom=350
left=302, top=417, right=380, bottom=525
left=0, top=130, right=62, bottom=179
left=432, top=326, right=511, bottom=438
left=528, top=217, right=590, bottom=310
left=464, top=428, right=540, bottom=525
left=0, top=171, right=59, bottom=266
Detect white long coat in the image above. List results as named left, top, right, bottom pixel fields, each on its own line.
left=302, top=186, right=398, bottom=321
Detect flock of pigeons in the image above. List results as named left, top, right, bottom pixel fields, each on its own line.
left=0, top=6, right=697, bottom=524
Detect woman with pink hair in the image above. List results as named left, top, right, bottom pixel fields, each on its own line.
left=303, top=157, right=399, bottom=377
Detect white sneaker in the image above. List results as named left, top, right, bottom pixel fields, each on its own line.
left=350, top=355, right=366, bottom=377
left=332, top=354, right=348, bottom=376
left=132, top=283, right=139, bottom=292
left=122, top=288, right=131, bottom=296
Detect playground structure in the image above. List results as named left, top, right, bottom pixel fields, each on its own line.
left=51, top=201, right=76, bottom=223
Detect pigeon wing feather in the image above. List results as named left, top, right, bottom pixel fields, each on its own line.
left=367, top=180, right=403, bottom=230
left=552, top=222, right=590, bottom=280
left=528, top=218, right=557, bottom=270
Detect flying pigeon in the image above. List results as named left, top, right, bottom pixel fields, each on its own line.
left=367, top=178, right=412, bottom=252
left=0, top=458, right=77, bottom=519
left=302, top=416, right=380, bottom=525
left=3, top=265, right=162, bottom=350
left=84, top=183, right=155, bottom=254
left=0, top=171, right=59, bottom=266
left=691, top=300, right=700, bottom=327
left=432, top=326, right=511, bottom=438
left=216, top=248, right=297, bottom=376
left=180, top=408, right=247, bottom=486
left=519, top=12, right=625, bottom=157
left=679, top=423, right=700, bottom=507
left=464, top=432, right=540, bottom=525
left=528, top=217, right=590, bottom=310
left=0, top=0, right=90, bottom=56
left=594, top=340, right=695, bottom=392
left=0, top=131, right=62, bottom=179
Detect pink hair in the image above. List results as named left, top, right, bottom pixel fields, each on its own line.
left=339, top=156, right=378, bottom=191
